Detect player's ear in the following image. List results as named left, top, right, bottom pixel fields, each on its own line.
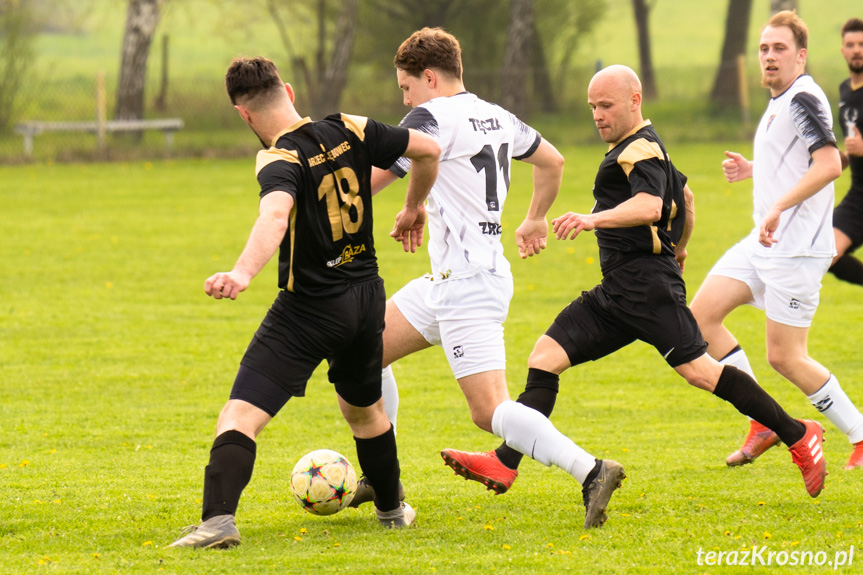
left=234, top=104, right=251, bottom=123
left=423, top=68, right=436, bottom=88
left=284, top=83, right=295, bottom=103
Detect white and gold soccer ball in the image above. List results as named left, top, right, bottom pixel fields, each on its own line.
left=290, top=449, right=357, bottom=516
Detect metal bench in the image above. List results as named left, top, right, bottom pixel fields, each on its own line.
left=14, top=118, right=184, bottom=157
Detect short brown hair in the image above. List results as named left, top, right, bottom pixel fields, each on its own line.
left=842, top=18, right=863, bottom=36
left=765, top=10, right=808, bottom=50
left=225, top=57, right=284, bottom=108
left=394, top=27, right=463, bottom=80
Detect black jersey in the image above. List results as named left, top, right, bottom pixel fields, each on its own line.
left=839, top=79, right=863, bottom=191
left=592, top=121, right=687, bottom=274
left=255, top=114, right=410, bottom=296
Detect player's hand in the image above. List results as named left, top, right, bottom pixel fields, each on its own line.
left=758, top=207, right=782, bottom=247
left=846, top=125, right=863, bottom=157
left=391, top=204, right=426, bottom=253
left=552, top=212, right=595, bottom=240
left=675, top=245, right=688, bottom=272
left=722, top=151, right=752, bottom=183
left=205, top=270, right=251, bottom=300
left=515, top=217, right=548, bottom=259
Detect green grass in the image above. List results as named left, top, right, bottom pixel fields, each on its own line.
left=1, top=144, right=861, bottom=574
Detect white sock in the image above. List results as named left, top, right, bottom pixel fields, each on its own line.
left=720, top=347, right=757, bottom=381
left=807, top=374, right=863, bottom=444
left=381, top=365, right=399, bottom=434
left=491, top=400, right=596, bottom=484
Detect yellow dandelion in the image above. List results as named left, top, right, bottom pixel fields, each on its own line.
left=546, top=542, right=554, bottom=548
left=142, top=541, right=153, bottom=546
left=503, top=545, right=511, bottom=550
left=724, top=530, right=731, bottom=536
left=483, top=525, right=494, bottom=531
left=20, top=460, right=29, bottom=467
left=757, top=501, right=765, bottom=506
left=763, top=532, right=771, bottom=539
left=586, top=257, right=594, bottom=264
left=579, top=534, right=591, bottom=541
left=0, top=464, right=6, bottom=469
left=294, top=536, right=302, bottom=542
left=92, top=553, right=100, bottom=559
left=334, top=543, right=340, bottom=547
left=621, top=513, right=630, bottom=517
left=622, top=448, right=629, bottom=452
left=300, top=528, right=307, bottom=534
left=837, top=532, right=843, bottom=539
left=106, top=282, right=113, bottom=289
left=52, top=500, right=61, bottom=504
left=790, top=541, right=799, bottom=546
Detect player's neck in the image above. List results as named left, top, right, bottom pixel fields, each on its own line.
left=850, top=71, right=863, bottom=90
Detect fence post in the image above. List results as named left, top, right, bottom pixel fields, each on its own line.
left=96, top=71, right=107, bottom=153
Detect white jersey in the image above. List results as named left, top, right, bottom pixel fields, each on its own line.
left=391, top=92, right=541, bottom=280
left=749, top=74, right=837, bottom=258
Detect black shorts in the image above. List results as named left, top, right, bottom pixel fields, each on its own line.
left=833, top=188, right=863, bottom=252
left=546, top=255, right=707, bottom=368
left=231, top=277, right=386, bottom=415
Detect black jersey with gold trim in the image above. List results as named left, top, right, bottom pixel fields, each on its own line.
left=839, top=79, right=863, bottom=191
left=592, top=121, right=687, bottom=274
left=255, top=113, right=410, bottom=296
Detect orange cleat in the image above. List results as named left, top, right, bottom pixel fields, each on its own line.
left=844, top=441, right=863, bottom=470
left=440, top=449, right=517, bottom=494
left=788, top=420, right=827, bottom=497
left=726, top=420, right=781, bottom=466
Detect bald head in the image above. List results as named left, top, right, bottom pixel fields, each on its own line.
left=588, top=65, right=644, bottom=144
left=589, top=65, right=642, bottom=97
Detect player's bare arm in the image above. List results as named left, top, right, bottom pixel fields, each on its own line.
left=205, top=191, right=293, bottom=300
left=390, top=129, right=440, bottom=253
left=515, top=138, right=564, bottom=258
left=758, top=144, right=842, bottom=246
left=722, top=151, right=753, bottom=183
left=553, top=192, right=662, bottom=240
left=675, top=184, right=695, bottom=271
left=845, top=124, right=863, bottom=157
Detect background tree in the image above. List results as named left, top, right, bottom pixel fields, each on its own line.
left=116, top=0, right=163, bottom=129
left=631, top=0, right=657, bottom=100
left=267, top=0, right=358, bottom=119
left=710, top=0, right=752, bottom=110
left=770, top=0, right=798, bottom=13
left=500, top=0, right=533, bottom=119
left=0, top=0, right=38, bottom=132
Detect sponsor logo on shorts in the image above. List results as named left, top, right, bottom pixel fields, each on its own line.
left=452, top=345, right=464, bottom=358
left=326, top=243, right=367, bottom=268
left=788, top=298, right=800, bottom=310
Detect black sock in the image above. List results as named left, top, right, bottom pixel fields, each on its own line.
left=495, top=368, right=560, bottom=469
left=202, top=430, right=257, bottom=521
left=712, top=365, right=805, bottom=446
left=354, top=426, right=400, bottom=512
left=829, top=254, right=863, bottom=285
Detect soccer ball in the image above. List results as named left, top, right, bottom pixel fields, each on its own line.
left=290, top=449, right=357, bottom=516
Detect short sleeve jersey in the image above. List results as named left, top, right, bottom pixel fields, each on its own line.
left=389, top=92, right=541, bottom=280
left=256, top=114, right=409, bottom=296
left=751, top=75, right=837, bottom=258
left=592, top=121, right=688, bottom=274
left=839, top=78, right=863, bottom=191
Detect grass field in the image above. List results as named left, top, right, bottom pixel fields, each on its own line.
left=1, top=143, right=862, bottom=574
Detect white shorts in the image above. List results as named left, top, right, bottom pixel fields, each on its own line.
left=707, top=239, right=831, bottom=327
left=391, top=272, right=513, bottom=379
